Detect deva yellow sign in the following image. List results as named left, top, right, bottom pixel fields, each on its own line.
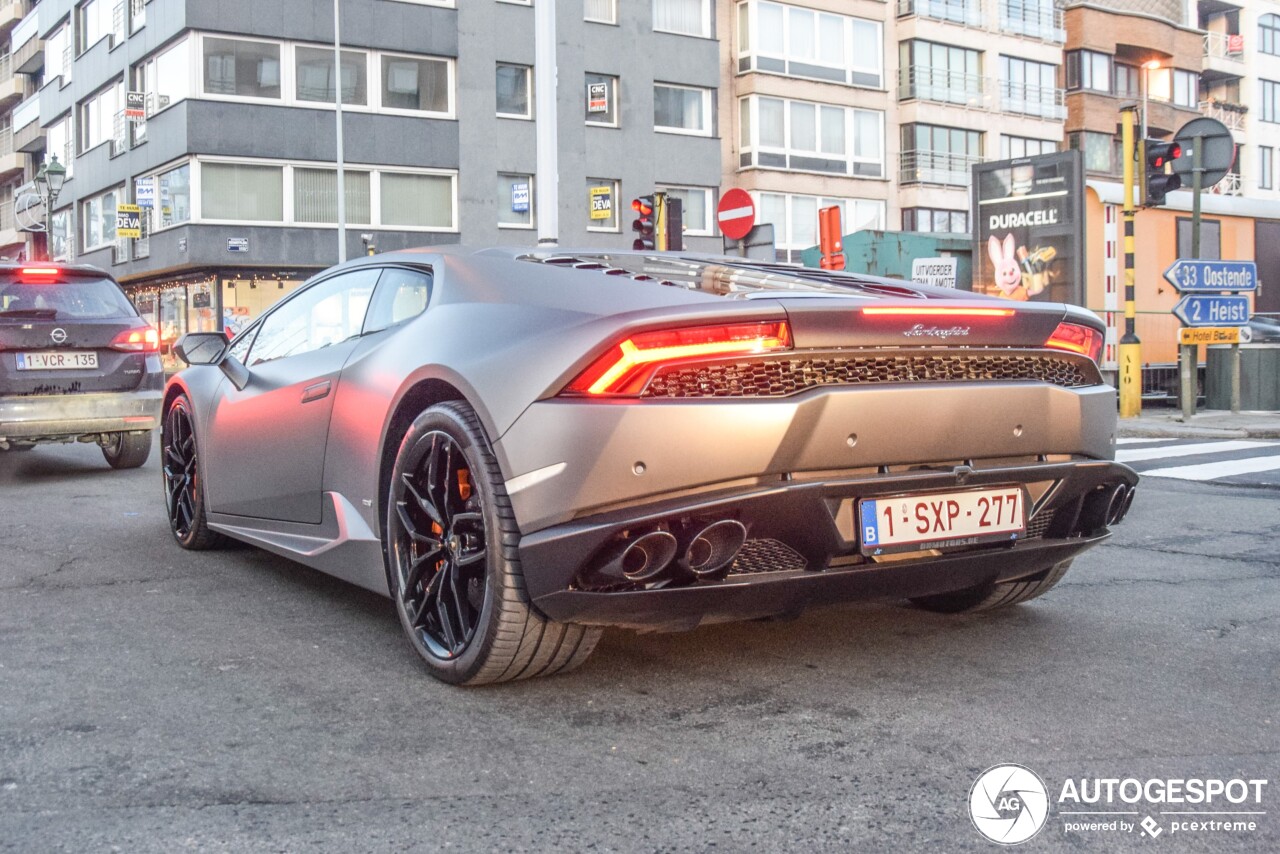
left=589, top=186, right=612, bottom=221
left=1179, top=326, right=1240, bottom=345
left=116, top=204, right=142, bottom=239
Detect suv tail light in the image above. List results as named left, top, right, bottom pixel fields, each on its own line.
left=1045, top=321, right=1102, bottom=364
left=110, top=326, right=160, bottom=353
left=563, top=320, right=792, bottom=396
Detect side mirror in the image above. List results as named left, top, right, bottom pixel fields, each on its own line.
left=173, top=332, right=228, bottom=366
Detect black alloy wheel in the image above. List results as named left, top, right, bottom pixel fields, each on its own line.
left=161, top=395, right=223, bottom=550
left=390, top=429, right=488, bottom=660
left=386, top=401, right=601, bottom=685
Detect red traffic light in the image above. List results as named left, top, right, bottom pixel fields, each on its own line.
left=632, top=197, right=653, bottom=217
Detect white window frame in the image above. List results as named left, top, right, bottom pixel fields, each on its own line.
left=653, top=0, right=712, bottom=39
left=198, top=33, right=286, bottom=105
left=586, top=178, right=620, bottom=233
left=294, top=45, right=372, bottom=109
left=586, top=0, right=618, bottom=25
left=45, top=22, right=73, bottom=85
left=136, top=157, right=193, bottom=235
left=134, top=35, right=195, bottom=121
left=77, top=79, right=123, bottom=155
left=81, top=185, right=124, bottom=253
left=77, top=0, right=117, bottom=55
left=186, top=156, right=458, bottom=232
left=654, top=83, right=712, bottom=137
left=585, top=72, right=619, bottom=127
left=751, top=191, right=885, bottom=260
left=498, top=172, right=535, bottom=229
left=657, top=184, right=713, bottom=235
left=739, top=95, right=884, bottom=179
left=495, top=63, right=533, bottom=119
left=291, top=166, right=374, bottom=227
left=736, top=1, right=883, bottom=90
left=376, top=49, right=456, bottom=119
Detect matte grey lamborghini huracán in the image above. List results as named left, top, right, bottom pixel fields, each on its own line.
left=163, top=248, right=1137, bottom=685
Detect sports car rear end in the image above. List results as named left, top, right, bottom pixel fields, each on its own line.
left=494, top=254, right=1136, bottom=631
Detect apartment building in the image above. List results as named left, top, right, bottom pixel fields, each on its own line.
left=720, top=0, right=1069, bottom=261
left=22, top=0, right=722, bottom=358
left=0, top=1, right=42, bottom=258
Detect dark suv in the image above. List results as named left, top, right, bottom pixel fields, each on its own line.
left=0, top=264, right=162, bottom=468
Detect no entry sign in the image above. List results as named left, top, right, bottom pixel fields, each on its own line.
left=717, top=189, right=755, bottom=241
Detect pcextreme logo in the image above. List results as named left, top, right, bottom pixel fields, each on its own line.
left=968, top=765, right=1269, bottom=845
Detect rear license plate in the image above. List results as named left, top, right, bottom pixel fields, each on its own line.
left=859, top=487, right=1026, bottom=555
left=15, top=351, right=99, bottom=371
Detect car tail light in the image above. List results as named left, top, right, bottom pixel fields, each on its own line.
left=18, top=267, right=61, bottom=282
left=861, top=306, right=1016, bottom=318
left=1045, top=321, right=1103, bottom=363
left=564, top=320, right=792, bottom=396
left=110, top=326, right=160, bottom=353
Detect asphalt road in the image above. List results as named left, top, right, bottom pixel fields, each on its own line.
left=1, top=438, right=1276, bottom=852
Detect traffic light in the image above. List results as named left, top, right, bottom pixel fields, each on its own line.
left=664, top=197, right=683, bottom=252
left=1142, top=138, right=1182, bottom=207
left=632, top=196, right=656, bottom=250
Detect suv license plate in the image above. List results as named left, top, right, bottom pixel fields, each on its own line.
left=859, top=487, right=1026, bottom=555
left=15, top=351, right=99, bottom=371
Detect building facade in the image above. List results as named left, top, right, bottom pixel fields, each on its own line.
left=20, top=0, right=723, bottom=363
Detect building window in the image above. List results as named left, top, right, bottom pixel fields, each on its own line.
left=295, top=47, right=368, bottom=105
left=143, top=162, right=191, bottom=232
left=586, top=178, right=619, bottom=232
left=498, top=173, right=533, bottom=228
left=654, top=83, right=712, bottom=135
left=1065, top=50, right=1111, bottom=93
left=740, top=95, right=883, bottom=177
left=46, top=24, right=72, bottom=83
left=496, top=63, right=532, bottom=118
left=1261, top=147, right=1274, bottom=190
left=585, top=73, right=618, bottom=126
left=203, top=37, right=282, bottom=99
left=1000, top=56, right=1062, bottom=119
left=81, top=187, right=121, bottom=252
left=1173, top=70, right=1198, bottom=108
left=586, top=0, right=617, bottom=24
left=1069, top=131, right=1116, bottom=173
left=47, top=115, right=74, bottom=179
left=380, top=172, right=455, bottom=229
left=294, top=168, right=372, bottom=224
left=1001, top=0, right=1060, bottom=40
left=78, top=0, right=120, bottom=54
left=900, top=124, right=983, bottom=186
left=1002, top=135, right=1056, bottom=160
left=902, top=208, right=969, bottom=234
left=129, top=0, right=146, bottom=33
left=78, top=81, right=123, bottom=154
left=899, top=41, right=982, bottom=106
left=1262, top=80, right=1280, bottom=124
left=201, top=162, right=285, bottom=222
left=1261, top=14, right=1280, bottom=56
left=653, top=0, right=711, bottom=38
left=1114, top=63, right=1138, bottom=98
left=134, top=37, right=192, bottom=118
left=754, top=191, right=884, bottom=263
left=50, top=208, right=73, bottom=261
left=737, top=1, right=882, bottom=89
left=380, top=53, right=453, bottom=114
left=658, top=185, right=713, bottom=235
left=901, top=0, right=981, bottom=26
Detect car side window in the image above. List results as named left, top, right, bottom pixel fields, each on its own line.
left=226, top=322, right=259, bottom=364
left=364, top=267, right=432, bottom=335
left=246, top=268, right=380, bottom=366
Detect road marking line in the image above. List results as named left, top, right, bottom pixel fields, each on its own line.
left=1117, top=440, right=1276, bottom=463
left=1115, top=438, right=1169, bottom=445
left=1142, top=455, right=1280, bottom=481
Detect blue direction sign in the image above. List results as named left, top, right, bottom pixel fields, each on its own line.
left=1163, top=259, right=1258, bottom=293
left=1172, top=294, right=1250, bottom=327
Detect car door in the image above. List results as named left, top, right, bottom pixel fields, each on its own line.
left=203, top=267, right=381, bottom=524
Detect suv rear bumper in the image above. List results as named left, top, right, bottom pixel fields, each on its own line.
left=0, top=388, right=163, bottom=441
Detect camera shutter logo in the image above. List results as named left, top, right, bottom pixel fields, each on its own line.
left=50, top=328, right=67, bottom=345
left=969, top=764, right=1049, bottom=845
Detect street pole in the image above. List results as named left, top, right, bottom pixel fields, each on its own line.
left=1119, top=107, right=1141, bottom=418
left=533, top=0, right=559, bottom=245
left=1180, top=136, right=1205, bottom=420
left=334, top=0, right=347, bottom=263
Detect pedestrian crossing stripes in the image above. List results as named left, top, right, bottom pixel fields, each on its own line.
left=1115, top=437, right=1280, bottom=486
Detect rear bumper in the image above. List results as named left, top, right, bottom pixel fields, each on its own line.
left=0, top=387, right=163, bottom=441
left=519, top=458, right=1137, bottom=631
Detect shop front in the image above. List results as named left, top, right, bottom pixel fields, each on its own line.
left=124, top=267, right=319, bottom=372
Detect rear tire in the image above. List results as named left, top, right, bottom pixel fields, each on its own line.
left=161, top=395, right=225, bottom=550
left=385, top=400, right=601, bottom=685
left=910, top=559, right=1073, bottom=613
left=102, top=431, right=152, bottom=469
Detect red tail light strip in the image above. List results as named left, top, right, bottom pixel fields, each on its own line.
left=566, top=321, right=792, bottom=396
left=861, top=306, right=1016, bottom=318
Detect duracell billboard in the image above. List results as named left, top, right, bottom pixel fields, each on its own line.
left=971, top=150, right=1084, bottom=306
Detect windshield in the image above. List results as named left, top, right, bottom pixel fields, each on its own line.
left=0, top=276, right=137, bottom=320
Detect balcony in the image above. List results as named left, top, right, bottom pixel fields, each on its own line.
left=1207, top=172, right=1242, bottom=197
left=1199, top=99, right=1246, bottom=133
left=0, top=52, right=21, bottom=108
left=898, top=66, right=989, bottom=108
left=11, top=93, right=41, bottom=151
left=1203, top=31, right=1244, bottom=61
left=0, top=1, right=24, bottom=37
left=1000, top=80, right=1065, bottom=120
left=999, top=1, right=1065, bottom=43
left=899, top=150, right=981, bottom=187
left=0, top=125, right=22, bottom=180
left=9, top=6, right=40, bottom=74
left=896, top=0, right=983, bottom=28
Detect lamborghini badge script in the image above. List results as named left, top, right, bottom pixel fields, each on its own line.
left=902, top=324, right=971, bottom=339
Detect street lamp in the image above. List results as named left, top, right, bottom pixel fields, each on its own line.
left=1141, top=59, right=1162, bottom=142
left=34, top=155, right=67, bottom=261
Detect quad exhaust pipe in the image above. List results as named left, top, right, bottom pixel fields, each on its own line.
left=1107, top=484, right=1135, bottom=526
left=678, top=520, right=748, bottom=580
left=584, top=519, right=749, bottom=587
left=592, top=529, right=679, bottom=584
